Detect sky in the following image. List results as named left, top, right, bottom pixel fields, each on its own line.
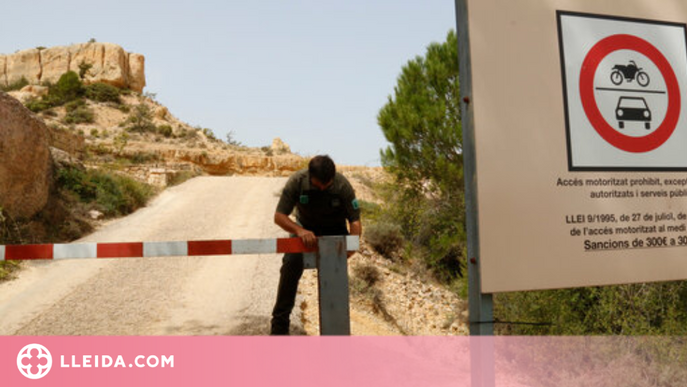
left=1, top=1, right=457, bottom=166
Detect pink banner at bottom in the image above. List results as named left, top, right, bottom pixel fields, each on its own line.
left=0, top=336, right=684, bottom=386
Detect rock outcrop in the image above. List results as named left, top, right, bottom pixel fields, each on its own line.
left=0, top=91, right=52, bottom=219
left=271, top=137, right=291, bottom=155
left=183, top=152, right=303, bottom=176
left=1, top=42, right=146, bottom=92
left=120, top=145, right=305, bottom=177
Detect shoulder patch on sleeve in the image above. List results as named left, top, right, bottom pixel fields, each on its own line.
left=352, top=198, right=359, bottom=210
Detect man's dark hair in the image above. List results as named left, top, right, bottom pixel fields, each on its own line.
left=309, top=155, right=336, bottom=183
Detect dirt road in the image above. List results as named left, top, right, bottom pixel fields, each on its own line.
left=0, top=176, right=301, bottom=335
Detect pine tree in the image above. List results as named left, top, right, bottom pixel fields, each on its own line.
left=377, top=30, right=465, bottom=281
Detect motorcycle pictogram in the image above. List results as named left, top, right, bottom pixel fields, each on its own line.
left=610, top=60, right=650, bottom=87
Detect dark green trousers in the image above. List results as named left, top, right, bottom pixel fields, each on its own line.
left=270, top=252, right=304, bottom=335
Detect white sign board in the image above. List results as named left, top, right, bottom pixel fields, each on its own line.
left=463, top=0, right=687, bottom=293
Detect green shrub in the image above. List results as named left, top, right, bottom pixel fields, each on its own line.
left=25, top=97, right=55, bottom=113
left=125, top=104, right=156, bottom=133
left=65, top=98, right=86, bottom=111
left=63, top=99, right=94, bottom=124
left=157, top=125, right=173, bottom=138
left=353, top=264, right=381, bottom=288
left=129, top=152, right=160, bottom=164
left=50, top=71, right=84, bottom=103
left=86, top=143, right=110, bottom=156
left=105, top=174, right=154, bottom=215
left=201, top=127, right=217, bottom=140
left=225, top=131, right=242, bottom=146
left=495, top=281, right=687, bottom=335
left=57, top=168, right=97, bottom=201
left=57, top=167, right=154, bottom=217
left=167, top=171, right=198, bottom=187
left=0, top=208, right=19, bottom=280
left=143, top=91, right=157, bottom=101
left=23, top=71, right=84, bottom=112
left=2, top=76, right=29, bottom=92
left=365, top=221, right=404, bottom=257
left=350, top=264, right=384, bottom=305
left=0, top=260, right=21, bottom=282
left=376, top=181, right=466, bottom=282
left=85, top=82, right=121, bottom=103
left=113, top=132, right=129, bottom=154
left=359, top=200, right=382, bottom=221
left=78, top=62, right=93, bottom=79
left=178, top=128, right=197, bottom=139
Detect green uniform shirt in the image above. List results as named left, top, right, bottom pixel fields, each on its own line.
left=276, top=169, right=360, bottom=235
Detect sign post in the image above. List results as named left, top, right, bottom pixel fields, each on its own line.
left=456, top=1, right=496, bottom=386
left=455, top=0, right=494, bottom=337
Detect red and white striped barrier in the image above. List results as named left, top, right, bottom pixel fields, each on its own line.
left=0, top=236, right=360, bottom=261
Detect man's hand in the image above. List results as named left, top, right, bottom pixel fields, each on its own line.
left=275, top=212, right=318, bottom=248
left=296, top=228, right=317, bottom=248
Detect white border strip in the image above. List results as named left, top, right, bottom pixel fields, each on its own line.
left=232, top=239, right=277, bottom=255
left=0, top=245, right=5, bottom=261
left=346, top=236, right=360, bottom=251
left=144, top=241, right=188, bottom=258
left=54, top=243, right=98, bottom=260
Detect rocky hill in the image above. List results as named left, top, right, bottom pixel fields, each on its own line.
left=0, top=41, right=308, bottom=229
left=20, top=89, right=306, bottom=185
left=1, top=42, right=145, bottom=92
left=3, top=65, right=305, bottom=189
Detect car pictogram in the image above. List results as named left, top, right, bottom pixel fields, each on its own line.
left=616, top=96, right=652, bottom=130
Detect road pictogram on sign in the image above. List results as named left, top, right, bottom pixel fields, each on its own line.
left=558, top=12, right=687, bottom=170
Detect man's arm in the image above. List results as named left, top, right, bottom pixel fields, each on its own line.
left=274, top=212, right=317, bottom=248
left=349, top=220, right=361, bottom=236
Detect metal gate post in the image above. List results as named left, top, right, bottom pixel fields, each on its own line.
left=316, top=236, right=351, bottom=335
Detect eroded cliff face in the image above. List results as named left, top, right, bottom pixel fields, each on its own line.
left=1, top=42, right=146, bottom=92
left=117, top=143, right=305, bottom=183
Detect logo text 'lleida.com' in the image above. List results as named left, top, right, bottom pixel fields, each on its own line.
left=60, top=354, right=174, bottom=368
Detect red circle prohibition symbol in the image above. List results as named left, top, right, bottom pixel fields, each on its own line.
left=579, top=34, right=681, bottom=153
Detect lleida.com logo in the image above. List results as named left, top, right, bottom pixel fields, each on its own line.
left=17, top=344, right=53, bottom=380
left=17, top=343, right=175, bottom=380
